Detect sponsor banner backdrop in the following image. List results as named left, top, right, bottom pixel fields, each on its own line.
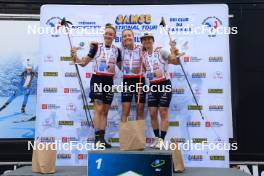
left=37, top=4, right=232, bottom=167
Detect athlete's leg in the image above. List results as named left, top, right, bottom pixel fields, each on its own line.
left=93, top=99, right=105, bottom=130
left=159, top=107, right=169, bottom=140
left=121, top=102, right=131, bottom=122
left=149, top=107, right=159, bottom=133
left=21, top=89, right=30, bottom=113
left=100, top=103, right=111, bottom=130
left=135, top=78, right=146, bottom=120
left=136, top=103, right=144, bottom=120
left=158, top=80, right=172, bottom=141
left=0, top=91, right=18, bottom=111
left=98, top=103, right=112, bottom=148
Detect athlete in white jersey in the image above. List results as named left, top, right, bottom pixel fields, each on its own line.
left=140, top=32, right=182, bottom=149
left=120, top=29, right=146, bottom=122
left=71, top=23, right=121, bottom=148
left=0, top=65, right=37, bottom=113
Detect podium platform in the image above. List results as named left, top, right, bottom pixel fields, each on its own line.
left=3, top=148, right=251, bottom=176
left=3, top=166, right=250, bottom=176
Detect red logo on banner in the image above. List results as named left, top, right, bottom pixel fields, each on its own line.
left=205, top=121, right=211, bottom=127
left=184, top=56, right=190, bottom=62
left=64, top=88, right=69, bottom=93
left=146, top=138, right=153, bottom=144
left=42, top=104, right=48, bottom=109
left=78, top=154, right=86, bottom=160
left=62, top=137, right=68, bottom=143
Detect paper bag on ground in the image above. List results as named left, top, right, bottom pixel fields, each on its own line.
left=119, top=119, right=145, bottom=151
left=171, top=142, right=185, bottom=173
left=32, top=142, right=57, bottom=174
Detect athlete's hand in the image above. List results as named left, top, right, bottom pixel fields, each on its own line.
left=90, top=41, right=98, bottom=48
left=70, top=47, right=78, bottom=62
left=169, top=40, right=176, bottom=47
left=170, top=46, right=180, bottom=56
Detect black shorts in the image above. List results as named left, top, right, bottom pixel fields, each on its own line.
left=121, top=77, right=146, bottom=103
left=89, top=74, right=114, bottom=104
left=148, top=79, right=172, bottom=107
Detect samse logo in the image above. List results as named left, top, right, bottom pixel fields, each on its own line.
left=115, top=14, right=151, bottom=25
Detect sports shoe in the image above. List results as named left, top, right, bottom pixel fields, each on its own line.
left=94, top=130, right=112, bottom=149
left=100, top=137, right=112, bottom=149
left=150, top=137, right=164, bottom=149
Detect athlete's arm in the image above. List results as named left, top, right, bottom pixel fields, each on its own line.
left=19, top=71, right=25, bottom=78
left=140, top=47, right=146, bottom=73
left=34, top=71, right=38, bottom=78
left=140, top=56, right=146, bottom=73
left=168, top=47, right=184, bottom=65
left=71, top=48, right=91, bottom=67
left=71, top=43, right=98, bottom=67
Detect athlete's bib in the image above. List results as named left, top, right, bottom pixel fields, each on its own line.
left=122, top=45, right=143, bottom=78
left=144, top=47, right=169, bottom=83
left=23, top=74, right=32, bottom=88
left=93, top=43, right=119, bottom=76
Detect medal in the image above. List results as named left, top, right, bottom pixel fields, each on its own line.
left=129, top=49, right=134, bottom=73
left=99, top=62, right=106, bottom=71
left=102, top=44, right=113, bottom=72
left=124, top=66, right=130, bottom=74
left=147, top=73, right=154, bottom=80
left=107, top=65, right=115, bottom=73
left=146, top=50, right=164, bottom=80
left=147, top=51, right=154, bottom=74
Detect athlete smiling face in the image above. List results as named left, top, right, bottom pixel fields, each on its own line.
left=122, top=29, right=134, bottom=49
left=141, top=35, right=154, bottom=51
left=103, top=27, right=116, bottom=46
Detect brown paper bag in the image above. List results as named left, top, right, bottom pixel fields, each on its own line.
left=32, top=142, right=57, bottom=174
left=171, top=142, right=185, bottom=173
left=119, top=119, right=145, bottom=151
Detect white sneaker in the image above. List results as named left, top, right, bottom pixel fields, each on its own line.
left=150, top=137, right=159, bottom=148
left=150, top=137, right=164, bottom=149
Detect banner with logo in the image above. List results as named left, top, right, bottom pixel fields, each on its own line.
left=36, top=4, right=232, bottom=167
left=0, top=20, right=38, bottom=138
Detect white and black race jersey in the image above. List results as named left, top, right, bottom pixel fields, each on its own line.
left=90, top=43, right=121, bottom=76
left=121, top=45, right=144, bottom=78
left=143, top=47, right=170, bottom=83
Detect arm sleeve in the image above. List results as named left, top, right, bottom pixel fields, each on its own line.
left=87, top=44, right=98, bottom=58
left=160, top=48, right=170, bottom=61
left=20, top=71, right=25, bottom=78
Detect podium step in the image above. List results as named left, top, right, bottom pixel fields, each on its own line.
left=88, top=147, right=174, bottom=176
left=89, top=147, right=172, bottom=154
left=3, top=166, right=252, bottom=176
